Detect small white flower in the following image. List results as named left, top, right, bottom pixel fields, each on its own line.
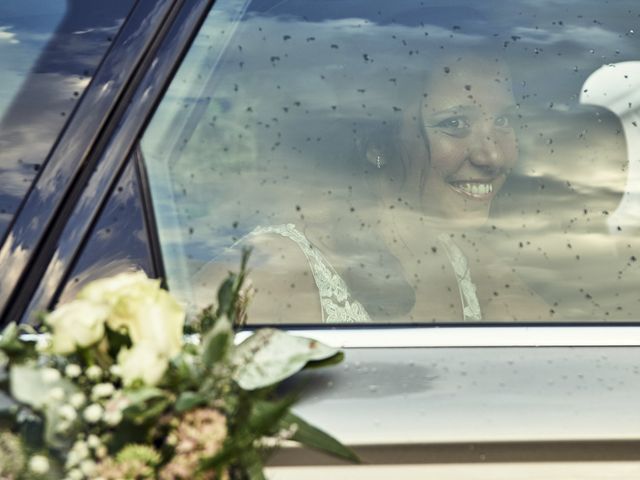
left=80, top=459, right=96, bottom=476
left=91, top=382, right=115, bottom=400
left=47, top=386, right=66, bottom=402
left=56, top=420, right=72, bottom=433
left=58, top=404, right=77, bottom=423
left=87, top=434, right=101, bottom=449
left=66, top=440, right=89, bottom=468
left=103, top=408, right=122, bottom=426
left=68, top=468, right=83, bottom=480
left=69, top=392, right=86, bottom=409
left=29, top=454, right=50, bottom=474
left=109, top=364, right=122, bottom=377
left=41, top=368, right=61, bottom=384
left=95, top=445, right=107, bottom=459
left=35, top=333, right=52, bottom=353
left=103, top=392, right=129, bottom=426
left=85, top=365, right=102, bottom=381
left=65, top=364, right=82, bottom=378
left=83, top=403, right=103, bottom=423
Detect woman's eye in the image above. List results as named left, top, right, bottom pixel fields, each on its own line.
left=494, top=115, right=510, bottom=128
left=437, top=117, right=468, bottom=129
left=431, top=116, right=471, bottom=136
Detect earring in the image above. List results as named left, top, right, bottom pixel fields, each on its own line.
left=366, top=147, right=386, bottom=169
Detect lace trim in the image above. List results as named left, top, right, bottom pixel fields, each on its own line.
left=250, top=224, right=371, bottom=324
left=437, top=234, right=482, bottom=321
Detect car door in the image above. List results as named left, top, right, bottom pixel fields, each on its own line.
left=3, top=1, right=640, bottom=478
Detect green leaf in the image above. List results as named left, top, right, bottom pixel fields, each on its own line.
left=195, top=306, right=217, bottom=334
left=17, top=406, right=45, bottom=448
left=105, top=326, right=132, bottom=359
left=201, top=316, right=233, bottom=368
left=9, top=363, right=83, bottom=449
left=122, top=387, right=170, bottom=424
left=303, top=351, right=345, bottom=370
left=248, top=397, right=297, bottom=437
left=232, top=329, right=342, bottom=390
left=0, top=322, right=30, bottom=358
left=174, top=391, right=206, bottom=413
left=243, top=451, right=266, bottom=480
left=169, top=352, right=202, bottom=388
left=0, top=322, right=18, bottom=349
left=216, top=276, right=236, bottom=319
left=282, top=412, right=360, bottom=464
left=10, top=364, right=58, bottom=410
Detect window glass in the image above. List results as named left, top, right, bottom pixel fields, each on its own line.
left=0, top=0, right=134, bottom=239
left=141, top=0, right=640, bottom=323
left=57, top=158, right=155, bottom=306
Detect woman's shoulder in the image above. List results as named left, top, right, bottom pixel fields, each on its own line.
left=192, top=225, right=323, bottom=324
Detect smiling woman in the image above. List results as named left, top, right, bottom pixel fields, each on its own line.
left=354, top=54, right=548, bottom=321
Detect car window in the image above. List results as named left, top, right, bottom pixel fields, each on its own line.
left=140, top=0, right=640, bottom=324
left=56, top=156, right=155, bottom=306
left=0, top=0, right=135, bottom=240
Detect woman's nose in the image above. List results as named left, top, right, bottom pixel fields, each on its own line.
left=468, top=123, right=506, bottom=170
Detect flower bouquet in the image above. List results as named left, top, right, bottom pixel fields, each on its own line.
left=0, top=252, right=357, bottom=479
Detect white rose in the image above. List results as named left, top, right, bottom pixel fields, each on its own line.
left=79, top=272, right=185, bottom=357
left=78, top=271, right=157, bottom=307
left=45, top=299, right=108, bottom=354
left=111, top=288, right=184, bottom=357
left=117, top=341, right=169, bottom=387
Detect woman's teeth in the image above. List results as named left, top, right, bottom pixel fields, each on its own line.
left=451, top=182, right=493, bottom=197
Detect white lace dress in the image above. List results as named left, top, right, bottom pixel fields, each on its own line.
left=242, top=224, right=482, bottom=323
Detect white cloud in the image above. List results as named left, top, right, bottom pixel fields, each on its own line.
left=511, top=25, right=623, bottom=48
left=0, top=26, right=19, bottom=44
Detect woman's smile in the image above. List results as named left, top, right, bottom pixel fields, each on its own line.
left=448, top=179, right=498, bottom=200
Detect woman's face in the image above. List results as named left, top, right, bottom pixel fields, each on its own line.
left=417, top=60, right=517, bottom=227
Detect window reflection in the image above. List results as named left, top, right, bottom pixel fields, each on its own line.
left=142, top=0, right=640, bottom=323
left=0, top=0, right=134, bottom=239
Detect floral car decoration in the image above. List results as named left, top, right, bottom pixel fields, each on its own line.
left=0, top=252, right=357, bottom=479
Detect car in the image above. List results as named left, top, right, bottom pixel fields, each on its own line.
left=1, top=0, right=640, bottom=478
